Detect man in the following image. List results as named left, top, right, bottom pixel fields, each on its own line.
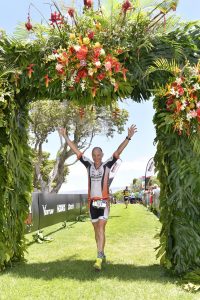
left=123, top=186, right=130, bottom=208
left=59, top=124, right=137, bottom=270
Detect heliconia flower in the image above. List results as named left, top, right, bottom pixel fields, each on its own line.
left=92, top=86, right=97, bottom=97
left=88, top=31, right=95, bottom=40
left=68, top=8, right=75, bottom=18
left=122, top=68, right=128, bottom=81
left=25, top=16, right=33, bottom=31
left=44, top=74, right=50, bottom=88
left=114, top=82, right=119, bottom=92
left=27, top=64, right=35, bottom=78
left=84, top=0, right=93, bottom=9
left=175, top=100, right=182, bottom=112
left=122, top=0, right=132, bottom=14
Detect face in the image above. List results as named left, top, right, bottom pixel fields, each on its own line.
left=92, top=148, right=103, bottom=165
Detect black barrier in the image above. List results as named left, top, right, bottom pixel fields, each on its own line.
left=26, top=193, right=88, bottom=233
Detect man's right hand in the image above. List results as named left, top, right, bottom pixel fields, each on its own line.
left=58, top=127, right=67, bottom=138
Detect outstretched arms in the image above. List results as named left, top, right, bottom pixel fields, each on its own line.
left=113, top=124, right=137, bottom=158
left=58, top=128, right=82, bottom=157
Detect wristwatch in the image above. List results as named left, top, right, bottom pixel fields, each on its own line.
left=126, top=136, right=131, bottom=141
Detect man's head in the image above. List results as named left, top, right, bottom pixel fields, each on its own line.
left=92, top=147, right=104, bottom=165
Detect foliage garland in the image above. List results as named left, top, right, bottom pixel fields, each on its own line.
left=0, top=80, right=32, bottom=270
left=153, top=61, right=200, bottom=276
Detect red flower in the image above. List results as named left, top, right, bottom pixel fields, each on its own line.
left=93, top=47, right=101, bottom=59
left=68, top=8, right=75, bottom=17
left=177, top=85, right=184, bottom=96
left=84, top=0, right=93, bottom=8
left=88, top=31, right=95, bottom=40
left=122, top=0, right=132, bottom=14
left=113, top=61, right=121, bottom=73
left=49, top=11, right=64, bottom=26
left=77, top=68, right=88, bottom=79
left=197, top=108, right=200, bottom=122
left=76, top=46, right=88, bottom=60
left=25, top=16, right=32, bottom=31
left=97, top=73, right=106, bottom=81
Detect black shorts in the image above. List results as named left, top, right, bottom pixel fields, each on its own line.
left=124, top=196, right=129, bottom=202
left=90, top=201, right=109, bottom=223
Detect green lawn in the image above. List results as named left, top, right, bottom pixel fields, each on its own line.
left=0, top=204, right=199, bottom=300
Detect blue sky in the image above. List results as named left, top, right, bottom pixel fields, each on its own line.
left=1, top=1, right=200, bottom=192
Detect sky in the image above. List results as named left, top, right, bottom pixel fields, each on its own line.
left=1, top=1, right=199, bottom=193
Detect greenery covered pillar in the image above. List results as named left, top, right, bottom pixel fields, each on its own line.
left=0, top=83, right=32, bottom=270
left=154, top=62, right=200, bottom=274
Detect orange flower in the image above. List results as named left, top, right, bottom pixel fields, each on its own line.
left=27, top=64, right=35, bottom=78
left=44, top=74, right=50, bottom=88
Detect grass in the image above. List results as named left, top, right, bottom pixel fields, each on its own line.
left=0, top=204, right=199, bottom=300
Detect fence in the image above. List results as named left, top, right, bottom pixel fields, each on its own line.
left=25, top=193, right=88, bottom=233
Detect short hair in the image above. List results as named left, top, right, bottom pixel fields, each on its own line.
left=92, top=147, right=103, bottom=154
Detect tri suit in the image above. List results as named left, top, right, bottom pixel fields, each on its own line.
left=78, top=153, right=119, bottom=222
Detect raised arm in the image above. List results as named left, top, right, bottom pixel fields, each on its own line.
left=58, top=128, right=82, bottom=157
left=113, top=124, right=137, bottom=157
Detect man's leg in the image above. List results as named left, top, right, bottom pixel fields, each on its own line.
left=93, top=219, right=107, bottom=270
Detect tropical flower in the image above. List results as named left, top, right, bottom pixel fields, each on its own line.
left=46, top=32, right=128, bottom=99
left=161, top=62, right=200, bottom=135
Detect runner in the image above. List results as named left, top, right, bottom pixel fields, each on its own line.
left=59, top=125, right=137, bottom=270
left=123, top=186, right=130, bottom=208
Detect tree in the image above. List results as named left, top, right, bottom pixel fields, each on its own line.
left=29, top=100, right=128, bottom=192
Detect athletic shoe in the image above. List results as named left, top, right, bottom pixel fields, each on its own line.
left=93, top=258, right=103, bottom=271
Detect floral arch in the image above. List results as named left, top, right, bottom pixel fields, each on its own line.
left=0, top=0, right=200, bottom=281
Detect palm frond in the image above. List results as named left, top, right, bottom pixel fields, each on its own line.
left=144, top=58, right=180, bottom=78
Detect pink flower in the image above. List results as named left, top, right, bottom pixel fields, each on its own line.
left=105, top=61, right=112, bottom=71
left=197, top=101, right=200, bottom=108
left=56, top=63, right=65, bottom=75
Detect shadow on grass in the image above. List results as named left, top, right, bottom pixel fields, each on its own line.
left=5, top=258, right=175, bottom=283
